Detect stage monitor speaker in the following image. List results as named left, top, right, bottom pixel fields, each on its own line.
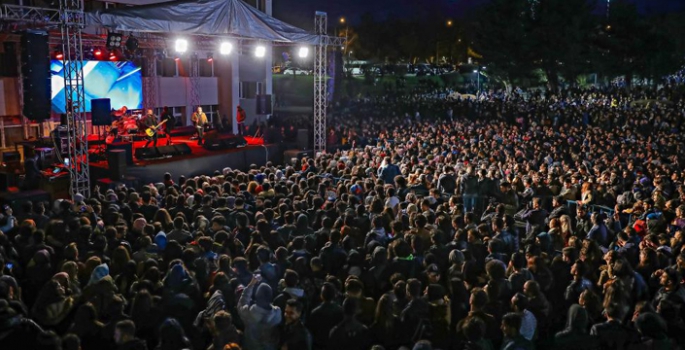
left=203, top=132, right=247, bottom=151
left=21, top=32, right=51, bottom=121
left=157, top=144, right=192, bottom=157
left=107, top=142, right=133, bottom=165
left=91, top=98, right=112, bottom=126
left=256, top=94, right=272, bottom=115
left=107, top=149, right=127, bottom=180
left=297, top=129, right=309, bottom=150
left=134, top=147, right=160, bottom=160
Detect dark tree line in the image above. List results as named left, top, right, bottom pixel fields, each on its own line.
left=469, top=0, right=685, bottom=88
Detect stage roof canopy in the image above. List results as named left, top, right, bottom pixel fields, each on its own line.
left=85, top=0, right=320, bottom=44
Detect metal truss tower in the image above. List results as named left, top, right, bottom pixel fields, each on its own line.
left=313, top=12, right=328, bottom=154
left=60, top=0, right=90, bottom=199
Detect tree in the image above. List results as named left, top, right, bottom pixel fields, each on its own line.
left=530, top=0, right=596, bottom=88
left=469, top=0, right=536, bottom=86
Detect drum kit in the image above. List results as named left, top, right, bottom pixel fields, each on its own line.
left=106, top=108, right=144, bottom=144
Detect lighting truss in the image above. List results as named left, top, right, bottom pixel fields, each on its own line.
left=59, top=0, right=90, bottom=199
left=313, top=11, right=327, bottom=154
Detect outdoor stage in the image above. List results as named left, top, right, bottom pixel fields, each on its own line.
left=89, top=132, right=283, bottom=185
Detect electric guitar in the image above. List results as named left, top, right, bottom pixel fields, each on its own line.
left=145, top=119, right=168, bottom=137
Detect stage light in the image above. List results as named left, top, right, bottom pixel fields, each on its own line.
left=55, top=51, right=63, bottom=60
left=255, top=45, right=266, bottom=58
left=109, top=52, right=117, bottom=61
left=473, top=70, right=478, bottom=73
left=94, top=48, right=102, bottom=57
left=207, top=52, right=214, bottom=63
left=298, top=47, right=309, bottom=58
left=220, top=42, right=233, bottom=55
left=107, top=32, right=123, bottom=49
left=175, top=39, right=188, bottom=53
left=125, top=36, right=139, bottom=51
left=174, top=56, right=180, bottom=61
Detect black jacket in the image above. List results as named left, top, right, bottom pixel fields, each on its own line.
left=307, top=301, right=344, bottom=349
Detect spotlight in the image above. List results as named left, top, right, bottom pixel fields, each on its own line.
left=175, top=39, right=188, bottom=53
left=106, top=32, right=123, bottom=49
left=55, top=51, right=63, bottom=60
left=298, top=47, right=309, bottom=58
left=255, top=45, right=265, bottom=58
left=207, top=52, right=214, bottom=63
left=219, top=42, right=232, bottom=55
left=109, top=52, right=117, bottom=61
left=94, top=48, right=102, bottom=57
left=125, top=36, right=139, bottom=52
left=174, top=56, right=180, bottom=61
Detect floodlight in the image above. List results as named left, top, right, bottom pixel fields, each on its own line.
left=175, top=39, right=188, bottom=53
left=473, top=70, right=478, bottom=73
left=298, top=47, right=309, bottom=58
left=255, top=45, right=266, bottom=58
left=220, top=42, right=233, bottom=55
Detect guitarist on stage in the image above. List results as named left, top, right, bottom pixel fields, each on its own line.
left=161, top=106, right=175, bottom=145
left=191, top=106, right=209, bottom=145
left=143, top=109, right=160, bottom=147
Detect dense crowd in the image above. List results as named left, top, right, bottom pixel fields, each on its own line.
left=2, top=82, right=685, bottom=350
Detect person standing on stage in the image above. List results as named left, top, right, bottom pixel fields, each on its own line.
left=192, top=106, right=209, bottom=145
left=161, top=106, right=175, bottom=145
left=236, top=105, right=247, bottom=135
left=143, top=109, right=159, bottom=148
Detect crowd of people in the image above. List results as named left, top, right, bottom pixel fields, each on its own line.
left=2, top=81, right=685, bottom=350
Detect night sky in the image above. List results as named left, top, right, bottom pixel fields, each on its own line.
left=273, top=0, right=685, bottom=29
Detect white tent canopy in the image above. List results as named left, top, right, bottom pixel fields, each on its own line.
left=85, top=0, right=320, bottom=44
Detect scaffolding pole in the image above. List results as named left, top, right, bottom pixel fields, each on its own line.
left=60, top=0, right=89, bottom=199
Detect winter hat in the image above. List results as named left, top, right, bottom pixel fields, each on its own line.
left=255, top=283, right=273, bottom=310
left=88, top=264, right=109, bottom=286
left=155, top=232, right=167, bottom=250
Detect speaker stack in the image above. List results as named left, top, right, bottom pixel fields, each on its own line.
left=256, top=94, right=272, bottom=115
left=21, top=32, right=51, bottom=121
left=107, top=149, right=127, bottom=180
left=91, top=98, right=112, bottom=126
left=134, top=144, right=192, bottom=160
left=202, top=132, right=247, bottom=151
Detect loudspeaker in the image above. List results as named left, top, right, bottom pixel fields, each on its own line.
left=203, top=132, right=247, bottom=151
left=256, top=94, right=272, bottom=115
left=157, top=144, right=192, bottom=157
left=107, top=149, right=127, bottom=180
left=134, top=147, right=160, bottom=160
left=21, top=32, right=51, bottom=121
left=297, top=129, right=309, bottom=150
left=106, top=142, right=133, bottom=165
left=91, top=98, right=112, bottom=126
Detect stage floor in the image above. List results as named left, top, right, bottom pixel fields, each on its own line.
left=89, top=134, right=265, bottom=168
left=89, top=134, right=283, bottom=184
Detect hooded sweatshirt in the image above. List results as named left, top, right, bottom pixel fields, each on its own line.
left=238, top=283, right=282, bottom=350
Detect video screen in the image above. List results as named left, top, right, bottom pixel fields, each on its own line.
left=50, top=60, right=143, bottom=114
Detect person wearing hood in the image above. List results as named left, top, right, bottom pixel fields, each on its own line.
left=237, top=275, right=282, bottom=350
left=82, top=263, right=118, bottom=316
left=554, top=304, right=599, bottom=349
left=273, top=269, right=307, bottom=319
left=364, top=216, right=391, bottom=247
